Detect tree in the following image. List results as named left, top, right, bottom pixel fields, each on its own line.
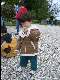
left=1, top=0, right=19, bottom=5
left=1, top=3, right=15, bottom=21
left=1, top=0, right=23, bottom=21
left=1, top=0, right=50, bottom=22
left=24, top=0, right=50, bottom=22
left=48, top=0, right=60, bottom=18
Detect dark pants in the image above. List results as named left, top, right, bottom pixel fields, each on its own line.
left=20, top=55, right=37, bottom=71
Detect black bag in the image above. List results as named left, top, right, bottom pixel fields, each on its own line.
left=1, top=26, right=7, bottom=33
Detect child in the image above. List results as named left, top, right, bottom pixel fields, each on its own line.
left=17, top=12, right=41, bottom=71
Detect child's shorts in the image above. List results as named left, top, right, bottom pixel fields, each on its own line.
left=20, top=55, right=37, bottom=71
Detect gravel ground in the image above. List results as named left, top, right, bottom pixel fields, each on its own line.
left=1, top=24, right=60, bottom=80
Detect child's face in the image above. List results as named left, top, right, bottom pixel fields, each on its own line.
left=21, top=21, right=32, bottom=28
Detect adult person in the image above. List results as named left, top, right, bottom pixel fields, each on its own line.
left=15, top=1, right=28, bottom=34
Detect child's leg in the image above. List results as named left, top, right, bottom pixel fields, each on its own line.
left=20, top=56, right=28, bottom=67
left=30, top=55, right=37, bottom=71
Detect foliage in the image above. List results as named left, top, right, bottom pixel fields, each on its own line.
left=1, top=0, right=19, bottom=5
left=48, top=0, right=60, bottom=17
left=1, top=3, right=15, bottom=21
left=24, top=0, right=50, bottom=21
left=1, top=0, right=50, bottom=22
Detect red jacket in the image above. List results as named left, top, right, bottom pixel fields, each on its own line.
left=16, top=6, right=28, bottom=20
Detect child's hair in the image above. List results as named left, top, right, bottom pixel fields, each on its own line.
left=19, top=12, right=32, bottom=23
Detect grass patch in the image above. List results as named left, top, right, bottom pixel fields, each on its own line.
left=32, top=20, right=40, bottom=23
left=5, top=20, right=16, bottom=26
left=5, top=19, right=40, bottom=26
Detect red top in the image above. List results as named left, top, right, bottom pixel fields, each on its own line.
left=16, top=6, right=28, bottom=20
